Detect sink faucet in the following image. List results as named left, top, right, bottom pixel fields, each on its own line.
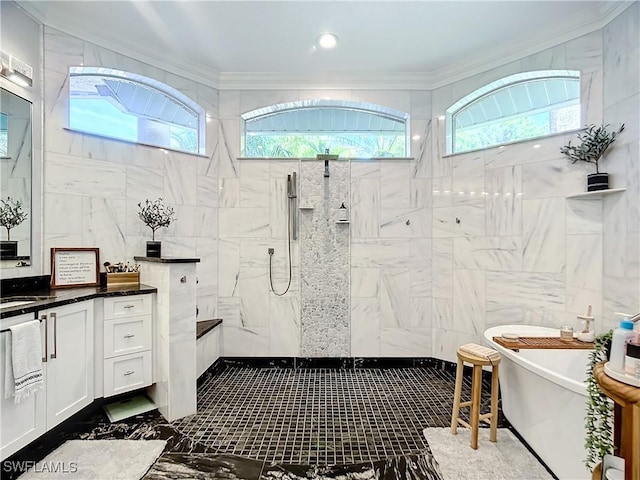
left=617, top=311, right=640, bottom=323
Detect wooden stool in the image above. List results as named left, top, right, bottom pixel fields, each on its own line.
left=450, top=343, right=501, bottom=449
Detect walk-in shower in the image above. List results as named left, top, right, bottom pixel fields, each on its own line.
left=268, top=172, right=296, bottom=296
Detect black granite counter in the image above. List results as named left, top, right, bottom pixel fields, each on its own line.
left=0, top=282, right=157, bottom=319
left=134, top=256, right=200, bottom=263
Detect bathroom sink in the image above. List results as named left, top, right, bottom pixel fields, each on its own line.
left=0, top=296, right=55, bottom=309
left=0, top=300, right=36, bottom=309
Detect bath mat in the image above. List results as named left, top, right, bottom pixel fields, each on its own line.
left=423, top=428, right=553, bottom=480
left=19, top=439, right=166, bottom=479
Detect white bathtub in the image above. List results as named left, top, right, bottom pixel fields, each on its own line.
left=484, top=325, right=591, bottom=480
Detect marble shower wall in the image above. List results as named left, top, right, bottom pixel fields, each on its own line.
left=217, top=89, right=433, bottom=357
left=41, top=27, right=220, bottom=320
left=602, top=3, right=640, bottom=328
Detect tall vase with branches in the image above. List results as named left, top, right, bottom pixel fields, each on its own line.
left=138, top=198, right=175, bottom=257
left=560, top=124, right=625, bottom=191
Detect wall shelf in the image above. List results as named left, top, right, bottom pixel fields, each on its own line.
left=336, top=220, right=350, bottom=224
left=299, top=206, right=314, bottom=210
left=566, top=188, right=625, bottom=199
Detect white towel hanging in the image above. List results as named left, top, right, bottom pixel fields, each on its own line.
left=4, top=320, right=43, bottom=403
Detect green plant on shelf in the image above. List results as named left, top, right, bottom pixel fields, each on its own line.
left=0, top=196, right=28, bottom=241
left=560, top=124, right=625, bottom=174
left=137, top=198, right=176, bottom=241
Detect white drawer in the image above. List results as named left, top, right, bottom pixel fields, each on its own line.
left=104, top=295, right=152, bottom=320
left=104, top=315, right=152, bottom=358
left=103, top=351, right=152, bottom=397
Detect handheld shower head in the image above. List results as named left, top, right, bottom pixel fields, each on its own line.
left=324, top=159, right=330, bottom=177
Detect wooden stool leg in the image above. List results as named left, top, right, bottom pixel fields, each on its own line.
left=450, top=358, right=464, bottom=434
left=470, top=364, right=482, bottom=449
left=489, top=363, right=499, bottom=442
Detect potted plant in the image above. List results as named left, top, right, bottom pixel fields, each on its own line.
left=560, top=123, right=625, bottom=191
left=584, top=330, right=614, bottom=472
left=137, top=198, right=175, bottom=257
left=0, top=196, right=28, bottom=259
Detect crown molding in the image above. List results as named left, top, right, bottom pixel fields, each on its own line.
left=218, top=72, right=436, bottom=90
left=16, top=1, right=220, bottom=89
left=16, top=0, right=633, bottom=92
left=427, top=0, right=635, bottom=89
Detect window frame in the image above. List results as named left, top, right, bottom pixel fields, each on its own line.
left=445, top=70, right=581, bottom=155
left=241, top=99, right=410, bottom=158
left=68, top=66, right=206, bottom=155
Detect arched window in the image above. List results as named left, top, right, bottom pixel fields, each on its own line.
left=242, top=100, right=409, bottom=158
left=446, top=70, right=581, bottom=154
left=68, top=67, right=206, bottom=155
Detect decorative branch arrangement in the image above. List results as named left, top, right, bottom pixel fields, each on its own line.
left=584, top=330, right=614, bottom=472
left=560, top=124, right=625, bottom=174
left=0, top=196, right=28, bottom=241
left=137, top=198, right=176, bottom=241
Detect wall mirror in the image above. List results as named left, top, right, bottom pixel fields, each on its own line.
left=0, top=87, right=32, bottom=265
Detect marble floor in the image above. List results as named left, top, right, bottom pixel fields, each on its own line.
left=3, top=363, right=504, bottom=480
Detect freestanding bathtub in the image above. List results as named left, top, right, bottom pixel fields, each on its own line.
left=484, top=325, right=592, bottom=480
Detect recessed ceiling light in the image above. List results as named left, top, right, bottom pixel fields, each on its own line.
left=317, top=33, right=338, bottom=49
left=412, top=134, right=421, bottom=141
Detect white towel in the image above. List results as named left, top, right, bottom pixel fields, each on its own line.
left=4, top=320, right=43, bottom=403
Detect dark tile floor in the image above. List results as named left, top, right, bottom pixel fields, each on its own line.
left=173, top=366, right=493, bottom=465
left=2, top=363, right=501, bottom=480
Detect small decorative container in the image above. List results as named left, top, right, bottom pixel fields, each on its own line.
left=106, top=271, right=140, bottom=287
left=625, top=342, right=640, bottom=379
left=146, top=241, right=161, bottom=258
left=0, top=240, right=18, bottom=259
left=560, top=325, right=574, bottom=342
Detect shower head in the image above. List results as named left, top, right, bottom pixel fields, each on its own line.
left=324, top=159, right=330, bottom=177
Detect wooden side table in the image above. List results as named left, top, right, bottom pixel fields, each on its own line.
left=593, top=362, right=640, bottom=480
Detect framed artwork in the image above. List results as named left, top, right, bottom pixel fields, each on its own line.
left=50, top=247, right=100, bottom=288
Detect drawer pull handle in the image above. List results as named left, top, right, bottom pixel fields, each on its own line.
left=123, top=370, right=134, bottom=376
left=123, top=333, right=135, bottom=339
left=50, top=313, right=57, bottom=359
left=123, top=305, right=135, bottom=309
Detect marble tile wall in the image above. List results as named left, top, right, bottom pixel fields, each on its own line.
left=602, top=2, right=640, bottom=327
left=36, top=6, right=638, bottom=363
left=218, top=90, right=433, bottom=358
left=429, top=21, right=639, bottom=362
left=41, top=27, right=220, bottom=321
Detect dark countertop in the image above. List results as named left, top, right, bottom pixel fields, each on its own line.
left=134, top=256, right=200, bottom=263
left=0, top=283, right=157, bottom=319
left=196, top=318, right=223, bottom=339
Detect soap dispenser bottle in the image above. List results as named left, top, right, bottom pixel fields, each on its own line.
left=609, top=317, right=635, bottom=373
left=339, top=202, right=348, bottom=222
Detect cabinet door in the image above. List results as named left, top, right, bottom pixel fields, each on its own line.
left=43, top=301, right=94, bottom=430
left=0, top=314, right=47, bottom=460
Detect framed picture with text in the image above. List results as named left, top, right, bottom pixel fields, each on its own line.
left=50, top=247, right=100, bottom=288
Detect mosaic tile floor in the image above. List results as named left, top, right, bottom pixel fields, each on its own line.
left=172, top=365, right=497, bottom=465
left=3, top=363, right=504, bottom=480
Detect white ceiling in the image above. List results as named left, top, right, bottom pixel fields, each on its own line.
left=16, top=0, right=631, bottom=88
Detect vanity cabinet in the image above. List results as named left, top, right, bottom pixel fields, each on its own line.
left=103, top=295, right=153, bottom=397
left=0, top=300, right=93, bottom=459
left=0, top=313, right=46, bottom=460
left=40, top=301, right=94, bottom=430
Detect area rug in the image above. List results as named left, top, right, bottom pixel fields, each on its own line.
left=423, top=428, right=553, bottom=480
left=19, top=439, right=166, bottom=479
